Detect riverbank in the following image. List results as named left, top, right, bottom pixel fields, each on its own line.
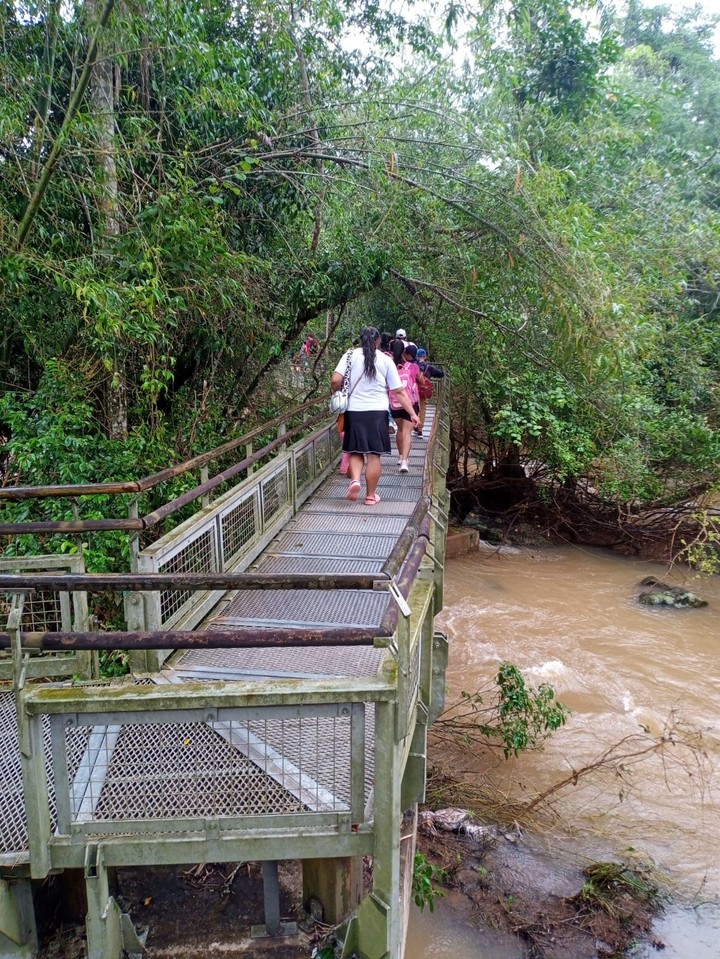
left=418, top=544, right=719, bottom=959
left=415, top=807, right=666, bottom=959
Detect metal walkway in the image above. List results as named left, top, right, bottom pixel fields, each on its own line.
left=0, top=401, right=449, bottom=959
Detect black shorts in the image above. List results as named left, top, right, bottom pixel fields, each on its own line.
left=391, top=402, right=419, bottom=422
left=342, top=410, right=391, bottom=454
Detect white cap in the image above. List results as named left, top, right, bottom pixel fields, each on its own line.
left=395, top=328, right=407, bottom=338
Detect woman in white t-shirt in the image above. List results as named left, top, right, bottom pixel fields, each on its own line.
left=331, top=327, right=419, bottom=505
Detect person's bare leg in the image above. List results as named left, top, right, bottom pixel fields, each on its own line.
left=394, top=418, right=402, bottom=458
left=400, top=421, right=412, bottom=460
left=365, top=454, right=381, bottom=498
left=349, top=453, right=364, bottom=483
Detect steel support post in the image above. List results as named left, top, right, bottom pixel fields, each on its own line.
left=251, top=861, right=297, bottom=939
left=200, top=466, right=210, bottom=507
left=355, top=700, right=402, bottom=959
left=130, top=554, right=163, bottom=674
left=84, top=845, right=145, bottom=959
left=400, top=712, right=427, bottom=810
left=0, top=878, right=37, bottom=958
left=12, top=601, right=51, bottom=881
left=428, top=632, right=449, bottom=725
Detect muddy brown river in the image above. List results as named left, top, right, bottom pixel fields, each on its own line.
left=407, top=544, right=720, bottom=958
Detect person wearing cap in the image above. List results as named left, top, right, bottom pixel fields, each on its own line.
left=395, top=328, right=409, bottom=346
left=414, top=348, right=444, bottom=436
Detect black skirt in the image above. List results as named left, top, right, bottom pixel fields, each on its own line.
left=342, top=410, right=391, bottom=455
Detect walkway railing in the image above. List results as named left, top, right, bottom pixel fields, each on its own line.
left=133, top=419, right=340, bottom=638
left=0, top=380, right=451, bottom=959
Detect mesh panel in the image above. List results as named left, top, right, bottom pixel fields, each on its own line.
left=220, top=493, right=257, bottom=567
left=158, top=528, right=216, bottom=624
left=291, top=513, right=408, bottom=535
left=295, top=447, right=313, bottom=495
left=269, top=532, right=397, bottom=559
left=215, top=588, right=390, bottom=628
left=173, top=644, right=386, bottom=678
left=314, top=433, right=331, bottom=474
left=407, top=635, right=421, bottom=712
left=255, top=556, right=385, bottom=575
left=0, top=590, right=64, bottom=632
left=0, top=691, right=86, bottom=855
left=246, top=715, right=353, bottom=808
left=60, top=712, right=359, bottom=824
left=261, top=468, right=290, bottom=526
left=0, top=690, right=31, bottom=853
left=329, top=429, right=342, bottom=457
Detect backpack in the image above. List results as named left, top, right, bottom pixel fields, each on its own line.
left=389, top=365, right=413, bottom=409
left=418, top=372, right=433, bottom=399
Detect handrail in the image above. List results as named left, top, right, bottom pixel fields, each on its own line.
left=0, top=407, right=328, bottom=535
left=0, top=572, right=390, bottom=591
left=0, top=396, right=325, bottom=502
left=141, top=410, right=326, bottom=528
left=0, top=626, right=392, bottom=650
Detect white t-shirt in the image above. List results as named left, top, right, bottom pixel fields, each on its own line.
left=333, top=348, right=402, bottom=411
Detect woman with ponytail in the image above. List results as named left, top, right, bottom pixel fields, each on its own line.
left=331, top=327, right=419, bottom=505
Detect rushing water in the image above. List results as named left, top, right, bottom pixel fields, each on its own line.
left=406, top=544, right=720, bottom=958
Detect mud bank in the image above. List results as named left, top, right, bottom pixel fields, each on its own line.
left=416, top=812, right=666, bottom=959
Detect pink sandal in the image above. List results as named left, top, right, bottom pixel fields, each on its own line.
left=346, top=480, right=362, bottom=501
left=364, top=493, right=381, bottom=506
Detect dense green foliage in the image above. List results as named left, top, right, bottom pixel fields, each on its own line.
left=2, top=0, right=720, bottom=547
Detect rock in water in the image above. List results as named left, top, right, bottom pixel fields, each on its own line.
left=638, top=577, right=708, bottom=608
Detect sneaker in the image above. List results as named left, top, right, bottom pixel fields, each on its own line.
left=413, top=428, right=423, bottom=437
left=399, top=460, right=409, bottom=473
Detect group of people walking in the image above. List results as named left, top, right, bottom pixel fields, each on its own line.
left=330, top=326, right=442, bottom=506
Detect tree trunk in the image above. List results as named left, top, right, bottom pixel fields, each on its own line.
left=87, top=0, right=126, bottom=439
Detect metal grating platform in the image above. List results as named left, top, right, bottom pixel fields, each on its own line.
left=268, top=532, right=398, bottom=559
left=319, top=484, right=421, bottom=501
left=172, top=644, right=386, bottom=678
left=324, top=473, right=424, bottom=491
left=288, top=513, right=408, bottom=535
left=253, top=556, right=385, bottom=575
left=305, top=497, right=415, bottom=515
left=211, top=589, right=390, bottom=629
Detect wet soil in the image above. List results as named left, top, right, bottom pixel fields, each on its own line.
left=38, top=861, right=324, bottom=959
left=416, top=817, right=666, bottom=959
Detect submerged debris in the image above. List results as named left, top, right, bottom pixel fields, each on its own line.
left=418, top=807, right=501, bottom=846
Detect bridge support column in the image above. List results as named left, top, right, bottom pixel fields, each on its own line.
left=302, top=856, right=362, bottom=926
left=355, top=700, right=402, bottom=959
left=84, top=846, right=145, bottom=959
left=0, top=878, right=37, bottom=958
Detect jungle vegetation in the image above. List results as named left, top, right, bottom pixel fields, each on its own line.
left=1, top=0, right=720, bottom=561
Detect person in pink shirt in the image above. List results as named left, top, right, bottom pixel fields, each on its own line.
left=388, top=339, right=421, bottom=473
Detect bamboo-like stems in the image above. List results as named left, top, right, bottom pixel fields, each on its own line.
left=14, top=0, right=117, bottom=250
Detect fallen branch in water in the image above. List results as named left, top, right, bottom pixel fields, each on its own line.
left=428, top=706, right=711, bottom=827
